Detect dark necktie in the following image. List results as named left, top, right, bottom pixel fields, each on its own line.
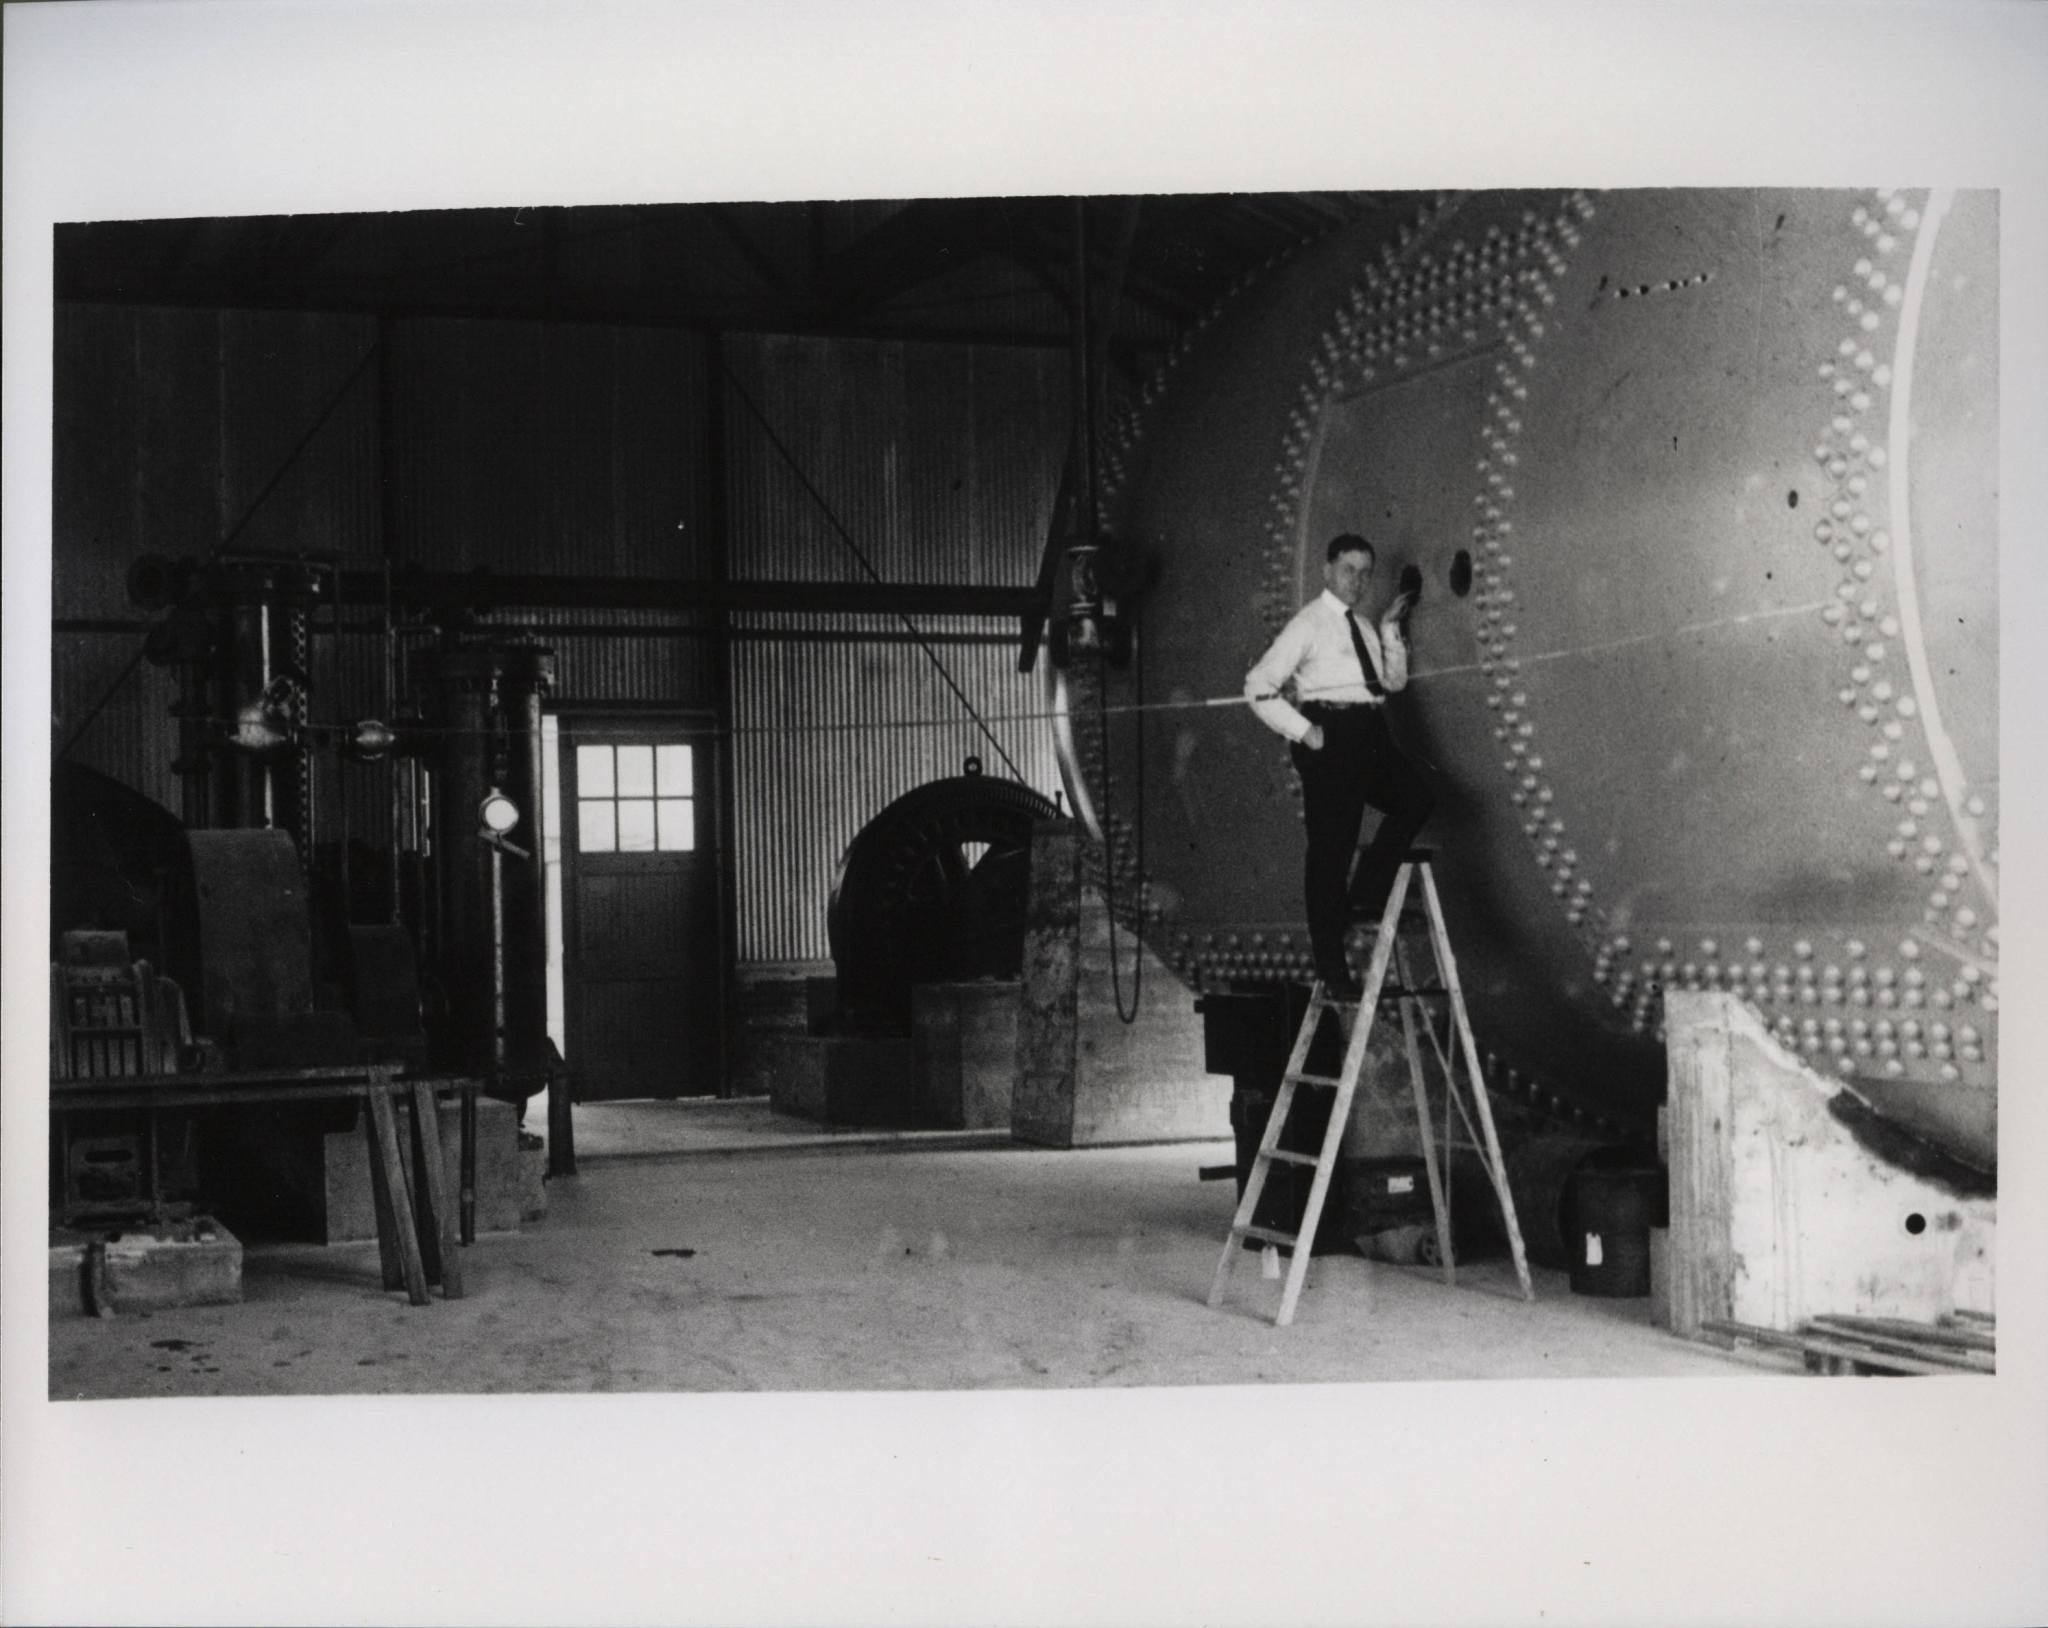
left=1346, top=610, right=1386, bottom=698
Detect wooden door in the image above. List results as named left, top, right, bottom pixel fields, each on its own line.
left=561, top=716, right=724, bottom=1099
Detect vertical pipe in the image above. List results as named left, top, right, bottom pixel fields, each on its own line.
left=469, top=838, right=501, bottom=1244
left=258, top=602, right=275, bottom=828
left=705, top=330, right=738, bottom=1094
left=174, top=648, right=213, bottom=829
left=295, top=599, right=315, bottom=884
left=1064, top=200, right=1103, bottom=652
left=378, top=318, right=405, bottom=928
left=386, top=563, right=402, bottom=926
left=1069, top=201, right=1092, bottom=540
left=507, top=677, right=550, bottom=1082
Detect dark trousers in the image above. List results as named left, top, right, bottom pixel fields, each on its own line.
left=1290, top=703, right=1435, bottom=978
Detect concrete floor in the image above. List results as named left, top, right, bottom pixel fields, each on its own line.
left=566, top=1093, right=1012, bottom=1160
left=50, top=1108, right=1768, bottom=1397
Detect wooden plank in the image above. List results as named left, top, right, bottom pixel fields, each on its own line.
left=1276, top=868, right=1412, bottom=1328
left=407, top=1082, right=465, bottom=1300
left=1704, top=1319, right=1974, bottom=1377
left=1665, top=998, right=1736, bottom=1339
left=1393, top=929, right=1456, bottom=1290
left=1805, top=1318, right=1992, bottom=1370
left=360, top=1103, right=405, bottom=1293
left=1210, top=983, right=1333, bottom=1311
left=367, top=1085, right=431, bottom=1306
left=1822, top=1313, right=1995, bottom=1353
left=1419, top=863, right=1528, bottom=1298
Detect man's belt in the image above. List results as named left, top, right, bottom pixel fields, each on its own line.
left=1302, top=697, right=1382, bottom=712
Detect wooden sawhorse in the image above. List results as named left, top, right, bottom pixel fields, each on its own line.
left=51, top=1065, right=479, bottom=1306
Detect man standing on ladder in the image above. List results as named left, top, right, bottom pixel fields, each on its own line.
left=1246, top=533, right=1433, bottom=999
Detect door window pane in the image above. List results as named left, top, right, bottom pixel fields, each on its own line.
left=617, top=798, right=657, bottom=852
left=577, top=737, right=696, bottom=855
left=657, top=797, right=695, bottom=851
left=577, top=744, right=614, bottom=799
left=657, top=743, right=693, bottom=796
left=578, top=799, right=617, bottom=853
left=616, top=744, right=655, bottom=798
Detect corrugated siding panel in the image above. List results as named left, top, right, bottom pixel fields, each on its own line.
left=722, top=334, right=1065, bottom=586
left=52, top=634, right=180, bottom=811
left=53, top=303, right=380, bottom=803
left=217, top=308, right=382, bottom=561
left=389, top=318, right=710, bottom=578
left=719, top=333, right=1068, bottom=961
left=53, top=305, right=146, bottom=617
left=731, top=614, right=1060, bottom=963
left=478, top=610, right=719, bottom=707
left=55, top=302, right=1072, bottom=975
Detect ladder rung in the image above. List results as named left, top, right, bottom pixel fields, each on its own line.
left=1213, top=858, right=1538, bottom=1320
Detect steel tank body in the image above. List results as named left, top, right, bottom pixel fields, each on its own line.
left=1088, top=188, right=1996, bottom=1154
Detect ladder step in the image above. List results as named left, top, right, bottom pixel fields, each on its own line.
left=1212, top=851, right=1538, bottom=1321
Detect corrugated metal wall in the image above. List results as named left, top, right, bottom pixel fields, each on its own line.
left=720, top=335, right=1067, bottom=961
left=731, top=615, right=1061, bottom=963
left=388, top=320, right=712, bottom=581
left=53, top=307, right=1069, bottom=964
left=53, top=306, right=719, bottom=804
left=52, top=306, right=384, bottom=806
left=723, top=335, right=1065, bottom=584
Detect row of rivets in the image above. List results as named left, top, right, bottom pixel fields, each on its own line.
left=1819, top=190, right=1999, bottom=1025
left=1471, top=194, right=1605, bottom=940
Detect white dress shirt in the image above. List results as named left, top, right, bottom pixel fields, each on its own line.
left=1244, top=588, right=1410, bottom=743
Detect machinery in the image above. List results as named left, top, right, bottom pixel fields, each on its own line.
left=121, top=551, right=557, bottom=1092
left=1056, top=187, right=1997, bottom=1181
left=51, top=548, right=561, bottom=1244
left=826, top=761, right=1060, bottom=1034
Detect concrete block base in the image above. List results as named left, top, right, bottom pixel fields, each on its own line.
left=761, top=1032, right=916, bottom=1126
left=1662, top=991, right=1997, bottom=1336
left=1015, top=821, right=1230, bottom=1148
left=322, top=1097, right=532, bottom=1244
left=50, top=1217, right=242, bottom=1317
left=912, top=981, right=1019, bottom=1129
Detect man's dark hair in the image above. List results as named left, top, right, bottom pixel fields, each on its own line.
left=1326, top=532, right=1374, bottom=564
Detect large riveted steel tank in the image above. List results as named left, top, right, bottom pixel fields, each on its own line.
left=1068, top=188, right=1997, bottom=1165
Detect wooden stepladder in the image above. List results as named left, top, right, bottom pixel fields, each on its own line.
left=1208, top=854, right=1533, bottom=1325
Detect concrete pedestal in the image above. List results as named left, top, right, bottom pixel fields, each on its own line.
left=1662, top=991, right=1996, bottom=1336
left=761, top=1032, right=917, bottom=1126
left=912, top=981, right=1019, bottom=1129
left=1014, top=820, right=1231, bottom=1147
left=321, top=1096, right=541, bottom=1244
left=50, top=1217, right=242, bottom=1316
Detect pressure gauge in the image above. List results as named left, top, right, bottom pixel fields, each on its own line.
left=479, top=788, right=521, bottom=834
